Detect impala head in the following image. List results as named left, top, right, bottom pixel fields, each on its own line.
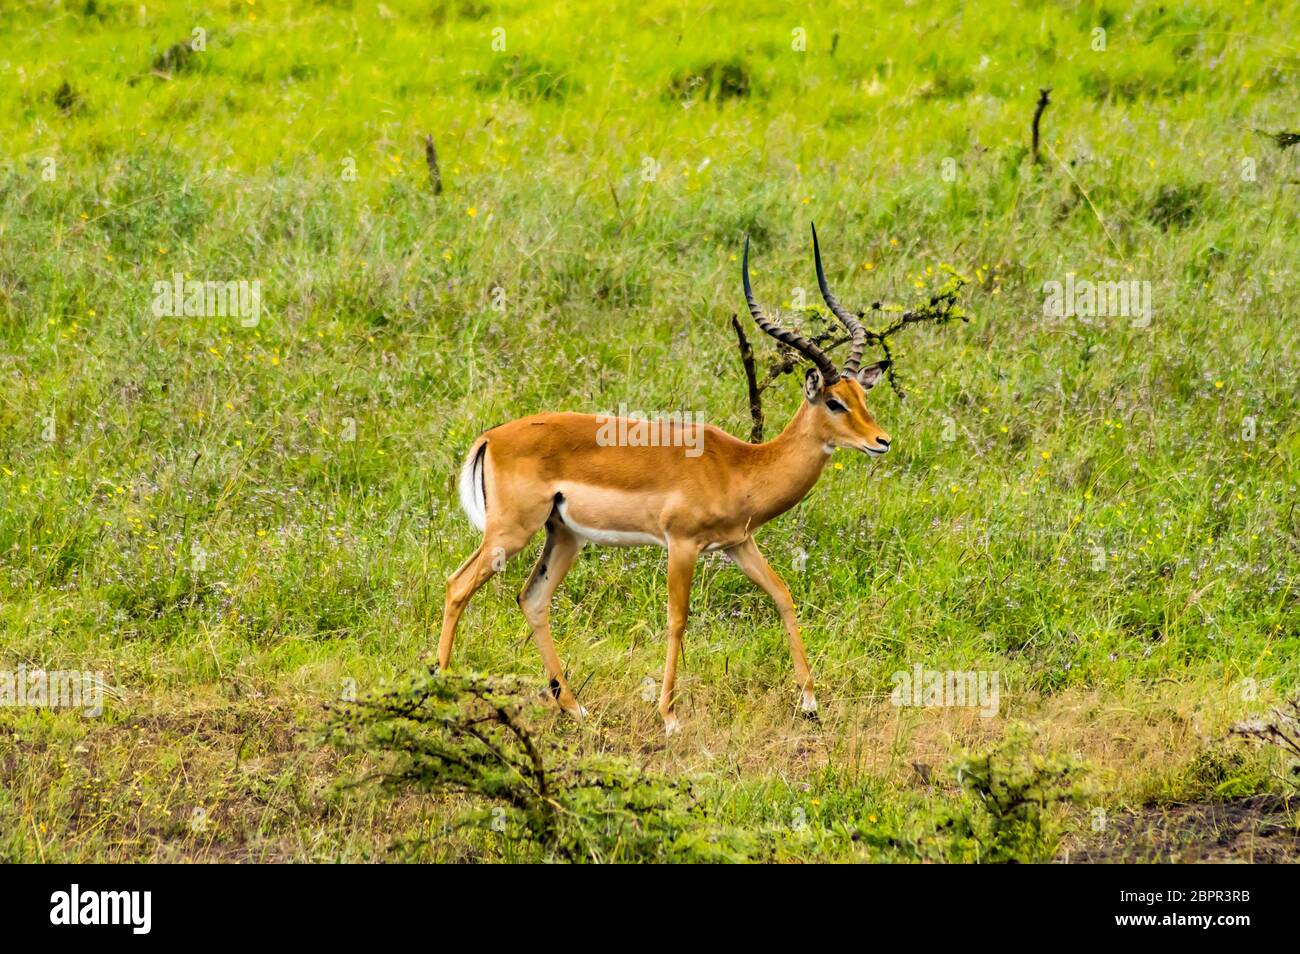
left=801, top=363, right=892, bottom=455
left=742, top=227, right=892, bottom=457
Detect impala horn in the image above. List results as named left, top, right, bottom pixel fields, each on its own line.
left=811, top=222, right=869, bottom=376
left=743, top=236, right=840, bottom=383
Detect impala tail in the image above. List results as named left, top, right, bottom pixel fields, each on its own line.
left=457, top=438, right=489, bottom=531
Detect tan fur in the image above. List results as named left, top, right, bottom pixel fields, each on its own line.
left=438, top=371, right=891, bottom=733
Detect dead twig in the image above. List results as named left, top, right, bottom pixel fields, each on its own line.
left=423, top=134, right=443, bottom=195
left=730, top=314, right=765, bottom=442
left=1254, top=129, right=1300, bottom=151
left=1031, top=88, right=1051, bottom=164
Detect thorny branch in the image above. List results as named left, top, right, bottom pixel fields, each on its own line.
left=1233, top=697, right=1300, bottom=768
left=732, top=272, right=970, bottom=442
left=323, top=669, right=743, bottom=862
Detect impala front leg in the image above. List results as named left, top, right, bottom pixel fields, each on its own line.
left=726, top=536, right=817, bottom=717
left=659, top=541, right=700, bottom=736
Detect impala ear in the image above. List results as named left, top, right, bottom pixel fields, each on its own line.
left=856, top=360, right=890, bottom=391
left=803, top=367, right=825, bottom=401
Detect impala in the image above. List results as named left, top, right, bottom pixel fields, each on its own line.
left=439, top=225, right=892, bottom=733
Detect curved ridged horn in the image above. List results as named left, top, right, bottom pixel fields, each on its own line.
left=743, top=236, right=840, bottom=383
left=811, top=222, right=868, bottom=376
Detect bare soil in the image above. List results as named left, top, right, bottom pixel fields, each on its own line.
left=1064, top=796, right=1300, bottom=863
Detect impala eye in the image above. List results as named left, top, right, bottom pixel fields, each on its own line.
left=824, top=398, right=847, bottom=413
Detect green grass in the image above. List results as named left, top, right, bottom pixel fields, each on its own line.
left=1, top=0, right=1298, bottom=861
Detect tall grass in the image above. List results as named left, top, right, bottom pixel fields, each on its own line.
left=0, top=0, right=1297, bottom=861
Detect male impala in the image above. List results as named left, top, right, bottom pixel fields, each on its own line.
left=439, top=225, right=892, bottom=734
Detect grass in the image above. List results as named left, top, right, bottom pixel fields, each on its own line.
left=1, top=0, right=1298, bottom=862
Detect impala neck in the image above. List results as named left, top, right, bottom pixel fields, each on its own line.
left=750, top=400, right=834, bottom=522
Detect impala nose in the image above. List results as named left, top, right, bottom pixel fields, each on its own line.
left=865, top=435, right=891, bottom=456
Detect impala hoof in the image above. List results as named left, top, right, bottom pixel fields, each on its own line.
left=556, top=698, right=587, bottom=720
left=662, top=714, right=681, bottom=736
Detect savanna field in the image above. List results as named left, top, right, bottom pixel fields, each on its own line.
left=1, top=0, right=1299, bottom=862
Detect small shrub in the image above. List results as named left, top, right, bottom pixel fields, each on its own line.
left=945, top=727, right=1089, bottom=862
left=665, top=59, right=753, bottom=104
left=918, top=71, right=974, bottom=100
left=152, top=39, right=200, bottom=77
left=1147, top=182, right=1208, bottom=230
left=429, top=0, right=492, bottom=23
left=322, top=669, right=752, bottom=862
left=1179, top=743, right=1259, bottom=799
left=94, top=151, right=207, bottom=255
left=53, top=80, right=82, bottom=115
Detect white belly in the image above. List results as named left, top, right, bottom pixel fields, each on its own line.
left=555, top=498, right=665, bottom=548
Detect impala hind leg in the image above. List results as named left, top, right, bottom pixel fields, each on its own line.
left=726, top=537, right=818, bottom=718
left=659, top=542, right=701, bottom=735
left=436, top=543, right=501, bottom=669
left=519, top=517, right=586, bottom=718
left=437, top=515, right=548, bottom=670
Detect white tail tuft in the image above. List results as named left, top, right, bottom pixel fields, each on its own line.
left=457, top=439, right=488, bottom=531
